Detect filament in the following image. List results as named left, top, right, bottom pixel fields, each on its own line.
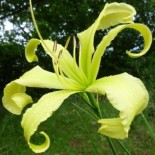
left=53, top=41, right=57, bottom=52
left=73, top=36, right=77, bottom=61
left=29, top=0, right=56, bottom=60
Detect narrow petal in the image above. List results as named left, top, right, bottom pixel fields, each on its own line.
left=86, top=73, right=149, bottom=139
left=125, top=24, right=152, bottom=58
left=77, top=2, right=136, bottom=78
left=15, top=65, right=77, bottom=90
left=2, top=82, right=32, bottom=115
left=91, top=23, right=152, bottom=82
left=2, top=66, right=78, bottom=115
left=21, top=90, right=77, bottom=153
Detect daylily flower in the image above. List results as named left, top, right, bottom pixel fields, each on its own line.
left=2, top=2, right=152, bottom=153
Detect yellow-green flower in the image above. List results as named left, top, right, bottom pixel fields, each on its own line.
left=2, top=2, right=152, bottom=153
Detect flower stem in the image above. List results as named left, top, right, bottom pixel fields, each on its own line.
left=86, top=93, right=102, bottom=118
left=85, top=93, right=133, bottom=155
left=75, top=110, right=99, bottom=155
left=116, top=140, right=131, bottom=155
left=106, top=138, right=118, bottom=155
left=141, top=112, right=155, bottom=142
left=86, top=93, right=119, bottom=155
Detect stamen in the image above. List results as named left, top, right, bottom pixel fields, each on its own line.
left=58, top=65, right=80, bottom=89
left=53, top=59, right=77, bottom=89
left=65, top=36, right=71, bottom=49
left=53, top=48, right=63, bottom=77
left=58, top=49, right=63, bottom=59
left=29, top=0, right=43, bottom=43
left=73, top=36, right=76, bottom=61
left=53, top=62, right=60, bottom=80
left=53, top=41, right=57, bottom=52
left=29, top=0, right=57, bottom=60
left=53, top=61, right=58, bottom=66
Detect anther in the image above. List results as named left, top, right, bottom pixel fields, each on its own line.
left=58, top=49, right=63, bottom=59
left=53, top=41, right=57, bottom=52
left=65, top=36, right=71, bottom=49
left=54, top=61, right=58, bottom=66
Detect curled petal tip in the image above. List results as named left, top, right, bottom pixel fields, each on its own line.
left=21, top=90, right=77, bottom=153
left=28, top=131, right=50, bottom=153
left=25, top=38, right=40, bottom=63
left=2, top=82, right=32, bottom=115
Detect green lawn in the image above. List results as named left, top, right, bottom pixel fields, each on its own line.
left=0, top=95, right=155, bottom=155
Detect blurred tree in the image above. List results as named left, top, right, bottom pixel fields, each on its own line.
left=0, top=0, right=155, bottom=99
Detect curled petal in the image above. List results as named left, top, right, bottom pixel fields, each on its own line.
left=25, top=38, right=40, bottom=63
left=21, top=90, right=77, bottom=153
left=27, top=131, right=50, bottom=153
left=125, top=24, right=152, bottom=58
left=91, top=23, right=152, bottom=82
left=77, top=2, right=136, bottom=78
left=86, top=73, right=149, bottom=139
left=2, top=66, right=78, bottom=115
left=2, top=82, right=32, bottom=115
left=98, top=2, right=136, bottom=29
left=98, top=118, right=127, bottom=139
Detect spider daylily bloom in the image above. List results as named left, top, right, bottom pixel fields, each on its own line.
left=2, top=2, right=152, bottom=153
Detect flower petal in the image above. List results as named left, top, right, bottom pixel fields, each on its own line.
left=25, top=38, right=40, bottom=63
left=98, top=118, right=127, bottom=139
left=125, top=24, right=152, bottom=58
left=2, top=82, right=32, bottom=115
left=98, top=2, right=136, bottom=29
left=21, top=90, right=77, bottom=153
left=86, top=73, right=149, bottom=139
left=77, top=2, right=136, bottom=78
left=2, top=66, right=78, bottom=115
left=40, top=40, right=88, bottom=87
left=90, top=23, right=152, bottom=82
left=25, top=38, right=88, bottom=88
left=16, top=65, right=74, bottom=89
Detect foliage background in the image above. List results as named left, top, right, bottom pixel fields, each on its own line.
left=0, top=0, right=155, bottom=154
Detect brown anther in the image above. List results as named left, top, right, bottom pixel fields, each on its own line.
left=53, top=41, right=57, bottom=52
left=54, top=61, right=58, bottom=66
left=65, top=36, right=71, bottom=49
left=58, top=49, right=63, bottom=59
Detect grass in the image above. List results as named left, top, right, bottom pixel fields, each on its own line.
left=0, top=95, right=155, bottom=155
